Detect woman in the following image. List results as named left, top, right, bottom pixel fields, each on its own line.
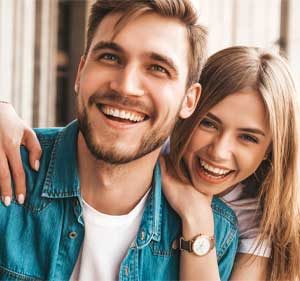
left=0, top=46, right=299, bottom=280
left=161, top=46, right=300, bottom=280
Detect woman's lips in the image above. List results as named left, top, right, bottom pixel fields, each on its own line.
left=195, top=157, right=234, bottom=184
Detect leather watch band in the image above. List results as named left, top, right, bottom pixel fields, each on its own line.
left=179, top=237, right=193, bottom=252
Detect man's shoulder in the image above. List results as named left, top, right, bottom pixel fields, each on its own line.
left=20, top=125, right=74, bottom=194
left=211, top=196, right=239, bottom=266
left=18, top=128, right=62, bottom=198
left=18, top=122, right=79, bottom=209
left=212, top=196, right=238, bottom=228
left=34, top=127, right=64, bottom=147
left=20, top=127, right=64, bottom=171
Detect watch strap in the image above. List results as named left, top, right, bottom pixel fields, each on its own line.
left=179, top=236, right=193, bottom=252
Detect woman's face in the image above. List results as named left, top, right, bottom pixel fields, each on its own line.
left=183, top=89, right=272, bottom=196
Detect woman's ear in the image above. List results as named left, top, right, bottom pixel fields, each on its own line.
left=179, top=83, right=201, bottom=119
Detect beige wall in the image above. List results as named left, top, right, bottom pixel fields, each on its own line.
left=0, top=0, right=36, bottom=124
left=287, top=0, right=300, bottom=94
left=193, top=0, right=281, bottom=54
left=0, top=0, right=298, bottom=126
left=195, top=0, right=299, bottom=100
left=0, top=0, right=58, bottom=127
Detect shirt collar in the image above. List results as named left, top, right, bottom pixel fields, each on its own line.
left=135, top=162, right=162, bottom=247
left=42, top=120, right=80, bottom=198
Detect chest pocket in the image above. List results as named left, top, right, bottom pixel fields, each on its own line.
left=0, top=266, right=44, bottom=281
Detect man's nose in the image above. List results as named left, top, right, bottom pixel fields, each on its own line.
left=110, top=64, right=145, bottom=97
left=207, top=134, right=233, bottom=162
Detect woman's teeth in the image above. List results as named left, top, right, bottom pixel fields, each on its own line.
left=199, top=159, right=232, bottom=177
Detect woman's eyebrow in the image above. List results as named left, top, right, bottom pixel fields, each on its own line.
left=237, top=127, right=266, bottom=136
left=207, top=112, right=266, bottom=136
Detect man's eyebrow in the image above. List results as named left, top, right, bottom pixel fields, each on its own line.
left=149, top=52, right=179, bottom=76
left=207, top=112, right=222, bottom=124
left=91, top=41, right=124, bottom=54
left=206, top=112, right=266, bottom=136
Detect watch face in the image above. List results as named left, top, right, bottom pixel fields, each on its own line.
left=192, top=236, right=211, bottom=256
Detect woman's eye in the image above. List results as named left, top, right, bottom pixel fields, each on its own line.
left=240, top=134, right=259, bottom=144
left=200, top=118, right=217, bottom=129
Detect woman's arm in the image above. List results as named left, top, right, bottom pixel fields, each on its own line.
left=160, top=157, right=220, bottom=281
left=180, top=214, right=220, bottom=281
left=160, top=157, right=269, bottom=281
left=230, top=254, right=268, bottom=281
left=0, top=102, right=41, bottom=205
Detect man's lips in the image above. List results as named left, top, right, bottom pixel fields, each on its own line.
left=96, top=104, right=149, bottom=124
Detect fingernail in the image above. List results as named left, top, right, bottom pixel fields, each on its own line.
left=34, top=160, right=40, bottom=171
left=17, top=194, right=25, bottom=204
left=3, top=196, right=11, bottom=207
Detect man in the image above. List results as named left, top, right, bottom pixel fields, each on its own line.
left=0, top=1, right=238, bottom=280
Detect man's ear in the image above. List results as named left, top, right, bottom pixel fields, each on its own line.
left=74, top=56, right=86, bottom=93
left=179, top=83, right=201, bottom=119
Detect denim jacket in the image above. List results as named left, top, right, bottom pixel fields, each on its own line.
left=0, top=120, right=238, bottom=281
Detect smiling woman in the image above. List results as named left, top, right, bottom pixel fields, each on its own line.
left=183, top=89, right=272, bottom=195
left=163, top=46, right=300, bottom=281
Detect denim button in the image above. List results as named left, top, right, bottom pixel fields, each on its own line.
left=140, top=231, right=145, bottom=240
left=69, top=231, right=77, bottom=239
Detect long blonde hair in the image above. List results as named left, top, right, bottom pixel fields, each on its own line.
left=170, top=46, right=300, bottom=280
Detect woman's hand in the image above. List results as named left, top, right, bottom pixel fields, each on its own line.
left=160, top=156, right=214, bottom=237
left=0, top=102, right=41, bottom=206
left=160, top=157, right=220, bottom=281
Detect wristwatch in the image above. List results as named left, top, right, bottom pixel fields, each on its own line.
left=179, top=234, right=215, bottom=256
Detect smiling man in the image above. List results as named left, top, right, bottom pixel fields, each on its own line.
left=76, top=11, right=192, bottom=165
left=0, top=1, right=238, bottom=280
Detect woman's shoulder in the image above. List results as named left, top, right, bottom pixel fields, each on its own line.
left=220, top=183, right=271, bottom=257
left=220, top=183, right=261, bottom=239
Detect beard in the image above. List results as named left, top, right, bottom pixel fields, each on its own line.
left=77, top=91, right=180, bottom=165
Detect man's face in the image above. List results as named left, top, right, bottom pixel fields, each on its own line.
left=76, top=12, right=199, bottom=164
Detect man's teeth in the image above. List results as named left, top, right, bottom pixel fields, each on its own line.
left=200, top=159, right=231, bottom=175
left=101, top=105, right=145, bottom=122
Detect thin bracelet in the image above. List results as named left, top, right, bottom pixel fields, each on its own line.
left=0, top=100, right=10, bottom=104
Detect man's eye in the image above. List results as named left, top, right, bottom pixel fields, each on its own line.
left=199, top=118, right=217, bottom=130
left=150, top=65, right=169, bottom=74
left=99, top=53, right=120, bottom=63
left=240, top=134, right=259, bottom=144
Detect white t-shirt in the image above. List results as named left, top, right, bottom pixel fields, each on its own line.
left=70, top=190, right=149, bottom=281
left=221, top=183, right=271, bottom=257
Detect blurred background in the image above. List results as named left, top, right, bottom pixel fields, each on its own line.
left=0, top=0, right=299, bottom=127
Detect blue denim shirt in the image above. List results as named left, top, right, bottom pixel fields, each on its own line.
left=0, top=121, right=238, bottom=281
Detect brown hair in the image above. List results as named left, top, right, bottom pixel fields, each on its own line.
left=170, top=46, right=300, bottom=280
left=84, top=0, right=207, bottom=87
